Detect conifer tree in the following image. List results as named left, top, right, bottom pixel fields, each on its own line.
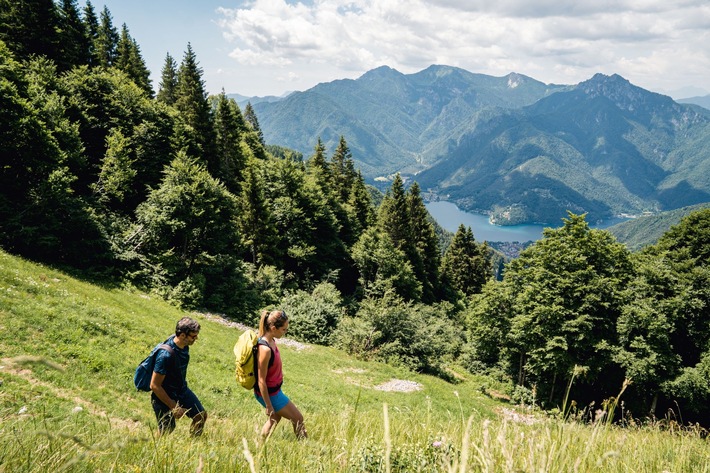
left=238, top=162, right=276, bottom=266
left=58, top=0, right=91, bottom=69
left=407, top=181, right=441, bottom=303
left=114, top=24, right=152, bottom=96
left=306, top=137, right=330, bottom=179
left=348, top=170, right=374, bottom=239
left=331, top=135, right=356, bottom=201
left=212, top=91, right=247, bottom=193
left=127, top=37, right=152, bottom=96
left=82, top=1, right=99, bottom=66
left=377, top=174, right=423, bottom=301
left=440, top=224, right=490, bottom=298
left=114, top=23, right=132, bottom=71
left=94, top=6, right=118, bottom=67
left=0, top=0, right=61, bottom=63
left=156, top=53, right=178, bottom=105
left=243, top=102, right=265, bottom=145
left=377, top=174, right=410, bottom=246
left=175, top=43, right=215, bottom=159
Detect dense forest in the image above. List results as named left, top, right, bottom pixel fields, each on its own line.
left=2, top=1, right=710, bottom=427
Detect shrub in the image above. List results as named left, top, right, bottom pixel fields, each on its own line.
left=281, top=281, right=345, bottom=344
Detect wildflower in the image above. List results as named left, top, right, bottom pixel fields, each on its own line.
left=432, top=441, right=443, bottom=448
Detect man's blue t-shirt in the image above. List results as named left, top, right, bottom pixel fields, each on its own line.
left=153, top=336, right=189, bottom=398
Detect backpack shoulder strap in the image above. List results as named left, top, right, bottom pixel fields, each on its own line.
left=158, top=343, right=174, bottom=354
left=255, top=338, right=275, bottom=367
left=155, top=342, right=183, bottom=383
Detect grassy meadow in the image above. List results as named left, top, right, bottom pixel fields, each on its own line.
left=1, top=249, right=709, bottom=472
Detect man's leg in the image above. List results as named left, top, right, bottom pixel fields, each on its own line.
left=151, top=395, right=176, bottom=435
left=179, top=388, right=207, bottom=437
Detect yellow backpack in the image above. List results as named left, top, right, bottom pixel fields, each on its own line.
left=234, top=330, right=272, bottom=389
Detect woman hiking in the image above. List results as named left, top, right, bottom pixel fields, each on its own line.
left=254, top=309, right=307, bottom=440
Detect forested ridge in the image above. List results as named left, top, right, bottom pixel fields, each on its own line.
left=2, top=1, right=710, bottom=427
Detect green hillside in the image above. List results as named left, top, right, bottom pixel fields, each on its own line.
left=1, top=249, right=708, bottom=472
left=608, top=202, right=710, bottom=251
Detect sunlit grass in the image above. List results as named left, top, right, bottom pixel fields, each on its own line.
left=1, top=249, right=709, bottom=472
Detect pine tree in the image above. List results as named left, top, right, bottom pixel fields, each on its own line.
left=94, top=6, right=118, bottom=67
left=378, top=174, right=411, bottom=246
left=243, top=102, right=265, bottom=145
left=331, top=136, right=356, bottom=201
left=377, top=174, right=423, bottom=301
left=407, top=181, right=441, bottom=303
left=114, top=24, right=152, bottom=96
left=82, top=1, right=99, bottom=67
left=238, top=162, right=276, bottom=266
left=0, top=0, right=61, bottom=63
left=175, top=43, right=215, bottom=159
left=347, top=170, right=374, bottom=239
left=156, top=53, right=178, bottom=105
left=307, top=137, right=330, bottom=180
left=57, top=0, right=91, bottom=69
left=440, top=224, right=490, bottom=298
left=212, top=91, right=247, bottom=193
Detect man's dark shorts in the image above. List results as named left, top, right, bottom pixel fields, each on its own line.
left=151, top=387, right=205, bottom=433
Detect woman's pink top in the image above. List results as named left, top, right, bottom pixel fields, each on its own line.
left=256, top=340, right=283, bottom=395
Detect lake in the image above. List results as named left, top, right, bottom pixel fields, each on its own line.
left=425, top=201, right=630, bottom=243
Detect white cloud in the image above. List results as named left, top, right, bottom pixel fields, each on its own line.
left=215, top=0, right=710, bottom=97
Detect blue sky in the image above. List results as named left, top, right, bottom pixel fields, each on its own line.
left=96, top=0, right=710, bottom=99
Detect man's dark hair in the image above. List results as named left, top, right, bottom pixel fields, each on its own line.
left=176, top=317, right=200, bottom=336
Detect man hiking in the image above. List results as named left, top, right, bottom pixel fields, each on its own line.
left=150, top=316, right=207, bottom=436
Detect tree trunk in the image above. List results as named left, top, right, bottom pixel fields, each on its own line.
left=649, top=392, right=658, bottom=418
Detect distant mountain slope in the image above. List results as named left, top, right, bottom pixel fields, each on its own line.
left=677, top=94, right=710, bottom=110
left=607, top=202, right=710, bottom=251
left=416, top=73, right=710, bottom=224
left=249, top=65, right=710, bottom=225
left=254, top=65, right=566, bottom=178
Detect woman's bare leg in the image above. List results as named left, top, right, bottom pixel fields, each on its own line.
left=276, top=401, right=307, bottom=439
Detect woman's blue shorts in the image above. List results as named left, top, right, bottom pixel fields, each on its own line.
left=255, top=390, right=290, bottom=412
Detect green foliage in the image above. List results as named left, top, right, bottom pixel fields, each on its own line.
left=504, top=213, right=633, bottom=406
left=616, top=209, right=710, bottom=420
left=175, top=43, right=214, bottom=158
left=0, top=0, right=61, bottom=64
left=129, top=153, right=248, bottom=316
left=94, top=6, right=118, bottom=67
left=57, top=0, right=91, bottom=69
left=211, top=91, right=247, bottom=192
left=0, top=46, right=108, bottom=269
left=281, top=281, right=345, bottom=344
left=407, top=181, right=442, bottom=303
left=114, top=23, right=152, bottom=97
left=156, top=52, right=178, bottom=104
left=333, top=295, right=459, bottom=375
left=440, top=224, right=491, bottom=299
left=351, top=227, right=422, bottom=301
left=243, top=101, right=264, bottom=145
left=463, top=279, right=513, bottom=371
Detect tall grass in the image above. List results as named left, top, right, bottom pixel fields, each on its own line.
left=1, top=249, right=709, bottom=472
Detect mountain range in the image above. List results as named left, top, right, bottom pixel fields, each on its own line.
left=248, top=65, right=710, bottom=225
